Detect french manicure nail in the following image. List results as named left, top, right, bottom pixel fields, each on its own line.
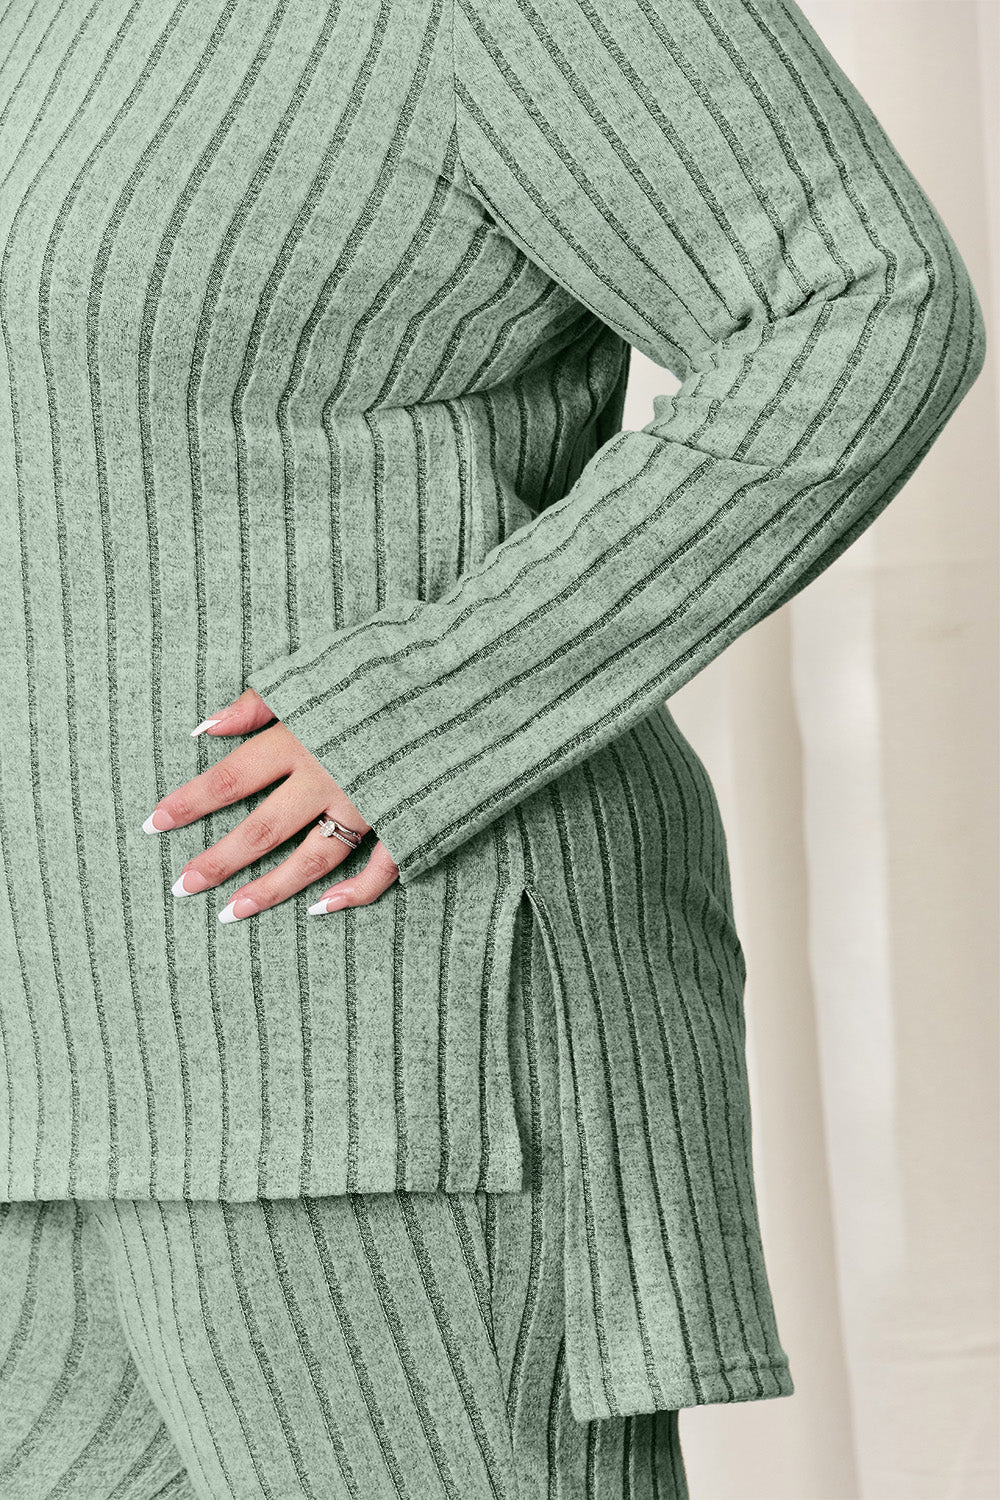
left=219, top=895, right=260, bottom=923
left=190, top=718, right=223, bottom=737
left=172, top=869, right=210, bottom=896
left=143, top=809, right=176, bottom=833
left=308, top=891, right=350, bottom=915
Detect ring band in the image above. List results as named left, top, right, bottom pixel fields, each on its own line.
left=316, top=815, right=364, bottom=850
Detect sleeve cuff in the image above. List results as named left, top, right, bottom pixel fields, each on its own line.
left=245, top=597, right=492, bottom=884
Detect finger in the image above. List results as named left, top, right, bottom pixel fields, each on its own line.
left=171, top=778, right=342, bottom=898
left=306, top=840, right=400, bottom=915
left=145, top=723, right=296, bottom=833
left=217, top=817, right=370, bottom=921
left=190, top=687, right=274, bottom=738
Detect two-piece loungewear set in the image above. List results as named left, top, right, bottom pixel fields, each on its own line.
left=0, top=0, right=985, bottom=1494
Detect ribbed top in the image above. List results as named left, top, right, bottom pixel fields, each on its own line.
left=254, top=0, right=986, bottom=877
left=0, top=0, right=985, bottom=1422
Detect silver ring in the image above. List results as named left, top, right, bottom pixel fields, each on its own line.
left=316, top=814, right=364, bottom=850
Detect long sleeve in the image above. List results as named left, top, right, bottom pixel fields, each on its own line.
left=246, top=0, right=987, bottom=884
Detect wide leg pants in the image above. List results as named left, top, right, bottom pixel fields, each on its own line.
left=0, top=904, right=688, bottom=1500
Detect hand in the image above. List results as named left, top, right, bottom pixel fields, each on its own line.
left=143, top=688, right=400, bottom=921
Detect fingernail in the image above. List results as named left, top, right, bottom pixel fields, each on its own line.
left=190, top=717, right=223, bottom=737
left=308, top=890, right=351, bottom=915
left=143, top=809, right=176, bottom=832
left=219, top=895, right=260, bottom=923
left=172, top=869, right=210, bottom=896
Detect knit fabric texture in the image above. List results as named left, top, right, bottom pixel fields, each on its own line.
left=0, top=0, right=985, bottom=1419
left=0, top=918, right=690, bottom=1470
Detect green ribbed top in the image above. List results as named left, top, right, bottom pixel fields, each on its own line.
left=0, top=0, right=984, bottom=1420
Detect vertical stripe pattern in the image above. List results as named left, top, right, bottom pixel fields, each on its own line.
left=513, top=709, right=796, bottom=1418
left=0, top=907, right=688, bottom=1498
left=0, top=1200, right=194, bottom=1498
left=0, top=0, right=984, bottom=1423
left=247, top=0, right=986, bottom=881
left=1, top=0, right=537, bottom=1205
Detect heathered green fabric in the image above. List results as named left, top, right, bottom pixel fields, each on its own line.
left=0, top=0, right=985, bottom=1423
left=0, top=924, right=688, bottom=1488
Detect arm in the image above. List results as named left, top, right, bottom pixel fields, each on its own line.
left=246, top=0, right=986, bottom=884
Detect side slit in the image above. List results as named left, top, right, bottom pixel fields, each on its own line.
left=518, top=883, right=610, bottom=1424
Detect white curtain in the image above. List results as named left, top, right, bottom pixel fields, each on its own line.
left=622, top=4, right=999, bottom=1496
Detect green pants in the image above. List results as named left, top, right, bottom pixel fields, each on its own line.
left=0, top=908, right=687, bottom=1500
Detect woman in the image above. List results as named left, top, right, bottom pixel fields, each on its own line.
left=0, top=0, right=985, bottom=1494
